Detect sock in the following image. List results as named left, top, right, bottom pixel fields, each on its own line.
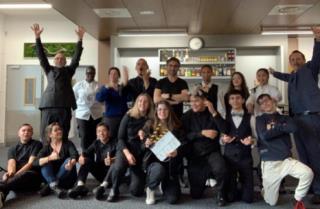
left=77, top=181, right=84, bottom=186
left=49, top=182, right=57, bottom=188
left=100, top=181, right=108, bottom=188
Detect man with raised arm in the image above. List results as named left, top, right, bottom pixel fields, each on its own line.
left=31, top=23, right=85, bottom=141
left=269, top=26, right=320, bottom=204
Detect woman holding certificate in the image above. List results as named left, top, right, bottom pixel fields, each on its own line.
left=141, top=100, right=184, bottom=205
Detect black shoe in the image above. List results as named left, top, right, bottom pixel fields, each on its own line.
left=311, top=194, right=320, bottom=204
left=0, top=191, right=5, bottom=209
left=217, top=192, right=226, bottom=207
left=107, top=189, right=118, bottom=202
left=51, top=186, right=67, bottom=199
left=38, top=184, right=52, bottom=197
left=93, top=186, right=105, bottom=200
left=68, top=185, right=89, bottom=199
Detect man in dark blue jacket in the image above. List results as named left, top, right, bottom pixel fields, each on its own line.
left=256, top=94, right=313, bottom=207
left=269, top=26, right=320, bottom=203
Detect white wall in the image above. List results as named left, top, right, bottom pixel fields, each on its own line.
left=298, top=37, right=314, bottom=61
left=0, top=13, right=99, bottom=145
left=0, top=13, right=5, bottom=145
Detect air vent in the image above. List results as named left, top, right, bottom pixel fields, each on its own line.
left=268, top=4, right=313, bottom=15
left=93, top=8, right=131, bottom=18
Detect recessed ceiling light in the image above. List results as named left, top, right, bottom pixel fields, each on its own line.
left=139, top=10, right=154, bottom=15
left=0, top=4, right=52, bottom=9
left=94, top=8, right=131, bottom=18
left=268, top=4, right=313, bottom=16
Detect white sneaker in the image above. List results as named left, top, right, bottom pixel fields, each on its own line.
left=146, top=187, right=155, bottom=205
left=0, top=191, right=5, bottom=209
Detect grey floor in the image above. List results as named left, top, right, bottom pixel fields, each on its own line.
left=0, top=139, right=319, bottom=209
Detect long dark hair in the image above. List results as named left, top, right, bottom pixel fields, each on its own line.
left=227, top=71, right=249, bottom=99
left=153, top=100, right=181, bottom=131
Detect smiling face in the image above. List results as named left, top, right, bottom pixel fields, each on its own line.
left=228, top=94, right=244, bottom=111
left=96, top=125, right=109, bottom=143
left=54, top=52, right=67, bottom=68
left=18, top=125, right=33, bottom=144
left=190, top=96, right=206, bottom=112
left=86, top=67, right=96, bottom=83
left=258, top=95, right=276, bottom=113
left=49, top=124, right=63, bottom=141
left=232, top=73, right=243, bottom=89
left=109, top=68, right=120, bottom=83
left=166, top=60, right=179, bottom=77
left=289, top=52, right=306, bottom=72
left=201, top=66, right=213, bottom=83
left=256, top=69, right=269, bottom=86
left=137, top=95, right=150, bottom=115
left=157, top=103, right=169, bottom=121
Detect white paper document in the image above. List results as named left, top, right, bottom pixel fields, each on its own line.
left=150, top=131, right=181, bottom=161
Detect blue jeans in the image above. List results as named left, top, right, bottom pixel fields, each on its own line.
left=41, top=158, right=77, bottom=189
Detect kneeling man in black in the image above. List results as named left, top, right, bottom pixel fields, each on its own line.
left=181, top=88, right=227, bottom=207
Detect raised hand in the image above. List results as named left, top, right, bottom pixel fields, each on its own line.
left=204, top=100, right=216, bottom=115
left=48, top=151, right=59, bottom=161
left=75, top=26, right=86, bottom=40
left=31, top=23, right=43, bottom=38
left=268, top=67, right=275, bottom=74
left=312, top=26, right=320, bottom=40
left=122, top=65, right=129, bottom=86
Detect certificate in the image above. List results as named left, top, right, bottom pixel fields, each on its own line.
left=150, top=131, right=181, bottom=161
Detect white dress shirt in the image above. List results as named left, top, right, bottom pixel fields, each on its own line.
left=246, top=84, right=282, bottom=116
left=73, top=80, right=103, bottom=120
left=231, top=110, right=244, bottom=128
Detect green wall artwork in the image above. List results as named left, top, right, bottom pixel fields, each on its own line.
left=24, top=42, right=76, bottom=58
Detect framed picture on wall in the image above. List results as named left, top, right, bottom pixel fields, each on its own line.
left=24, top=78, right=36, bottom=106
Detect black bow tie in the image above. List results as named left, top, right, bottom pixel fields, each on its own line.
left=231, top=112, right=244, bottom=117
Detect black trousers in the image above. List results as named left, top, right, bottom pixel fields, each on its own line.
left=224, top=157, right=254, bottom=203
left=294, top=114, right=320, bottom=194
left=40, top=108, right=71, bottom=142
left=0, top=170, right=42, bottom=197
left=102, top=116, right=122, bottom=141
left=77, top=159, right=111, bottom=184
left=146, top=161, right=181, bottom=204
left=187, top=152, right=227, bottom=199
left=77, top=117, right=101, bottom=156
left=111, top=151, right=145, bottom=196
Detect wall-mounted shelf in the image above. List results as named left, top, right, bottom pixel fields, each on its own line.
left=159, top=48, right=236, bottom=78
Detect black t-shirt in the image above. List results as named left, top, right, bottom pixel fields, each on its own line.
left=83, top=140, right=116, bottom=164
left=128, top=76, right=157, bottom=102
left=8, top=139, right=42, bottom=170
left=155, top=77, right=188, bottom=118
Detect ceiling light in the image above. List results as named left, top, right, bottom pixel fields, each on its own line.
left=139, top=10, right=154, bottom=15
left=118, top=29, right=188, bottom=37
left=261, top=26, right=312, bottom=35
left=94, top=8, right=131, bottom=18
left=268, top=4, right=313, bottom=16
left=0, top=4, right=52, bottom=9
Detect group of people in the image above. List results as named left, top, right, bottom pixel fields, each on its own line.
left=1, top=23, right=320, bottom=208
